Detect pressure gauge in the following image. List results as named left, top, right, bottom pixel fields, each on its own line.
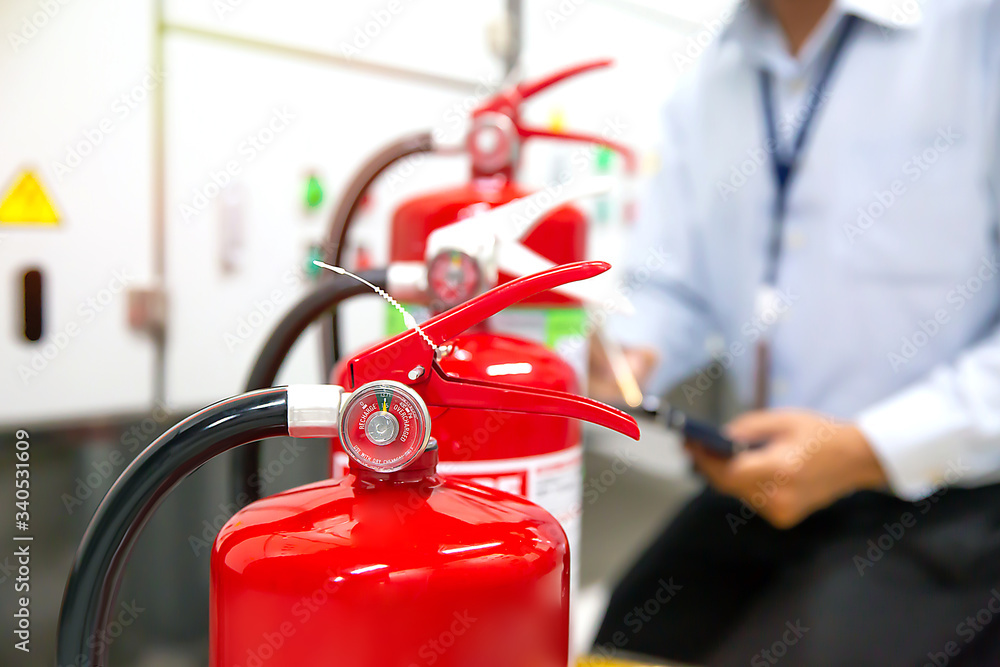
left=339, top=381, right=431, bottom=473
left=428, top=250, right=481, bottom=310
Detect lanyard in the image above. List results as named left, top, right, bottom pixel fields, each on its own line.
left=752, top=15, right=860, bottom=409
left=758, top=14, right=860, bottom=285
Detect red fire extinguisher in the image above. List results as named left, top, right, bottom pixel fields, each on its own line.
left=58, top=262, right=639, bottom=667
left=383, top=58, right=636, bottom=304
left=327, top=59, right=636, bottom=354
left=316, top=60, right=636, bottom=579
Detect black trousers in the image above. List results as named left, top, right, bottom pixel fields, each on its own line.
left=595, top=485, right=1000, bottom=667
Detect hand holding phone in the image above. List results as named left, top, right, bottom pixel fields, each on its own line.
left=640, top=397, right=762, bottom=458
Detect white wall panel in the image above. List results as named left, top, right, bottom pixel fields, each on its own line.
left=165, top=0, right=506, bottom=84
left=0, top=0, right=157, bottom=426
left=164, top=34, right=472, bottom=409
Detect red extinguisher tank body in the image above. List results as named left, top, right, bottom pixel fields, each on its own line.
left=211, top=450, right=570, bottom=667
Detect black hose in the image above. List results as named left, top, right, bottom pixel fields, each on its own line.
left=321, top=132, right=436, bottom=370
left=233, top=269, right=388, bottom=505
left=57, top=388, right=289, bottom=667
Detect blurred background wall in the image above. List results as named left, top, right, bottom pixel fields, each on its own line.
left=0, top=1, right=737, bottom=663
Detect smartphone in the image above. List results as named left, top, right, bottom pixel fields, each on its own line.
left=638, top=398, right=758, bottom=458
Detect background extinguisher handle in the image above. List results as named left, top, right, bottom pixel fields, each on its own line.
left=512, top=58, right=613, bottom=101
left=321, top=132, right=437, bottom=370
left=57, top=386, right=344, bottom=667
left=518, top=125, right=638, bottom=174
left=477, top=58, right=638, bottom=175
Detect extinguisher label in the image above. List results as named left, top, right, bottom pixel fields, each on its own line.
left=438, top=445, right=583, bottom=525
left=444, top=468, right=529, bottom=497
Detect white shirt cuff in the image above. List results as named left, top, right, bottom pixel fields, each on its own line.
left=856, top=382, right=972, bottom=501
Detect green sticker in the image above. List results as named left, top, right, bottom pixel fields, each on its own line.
left=386, top=301, right=407, bottom=335
left=305, top=174, right=324, bottom=209
left=545, top=308, right=586, bottom=348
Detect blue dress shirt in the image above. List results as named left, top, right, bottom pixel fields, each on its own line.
left=609, top=0, right=1000, bottom=499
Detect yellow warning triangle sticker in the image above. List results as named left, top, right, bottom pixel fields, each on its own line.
left=0, top=170, right=60, bottom=226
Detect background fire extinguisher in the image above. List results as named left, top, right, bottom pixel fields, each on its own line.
left=321, top=58, right=636, bottom=372
left=58, top=262, right=640, bottom=667
left=314, top=60, right=635, bottom=589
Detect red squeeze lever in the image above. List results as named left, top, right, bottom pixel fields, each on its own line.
left=474, top=59, right=637, bottom=174
left=346, top=261, right=641, bottom=441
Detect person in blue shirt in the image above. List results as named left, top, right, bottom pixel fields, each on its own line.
left=594, top=0, right=1000, bottom=664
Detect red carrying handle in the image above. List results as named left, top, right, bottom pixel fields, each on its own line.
left=475, top=59, right=637, bottom=174
left=513, top=59, right=614, bottom=102
left=345, top=261, right=640, bottom=441
left=420, top=365, right=640, bottom=441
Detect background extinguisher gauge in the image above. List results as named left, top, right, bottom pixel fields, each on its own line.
left=339, top=380, right=432, bottom=473
left=427, top=249, right=482, bottom=311
left=469, top=111, right=519, bottom=176
left=423, top=177, right=635, bottom=313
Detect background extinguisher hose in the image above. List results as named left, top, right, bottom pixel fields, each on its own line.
left=57, top=388, right=290, bottom=667
left=233, top=268, right=387, bottom=505
left=320, top=131, right=436, bottom=371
